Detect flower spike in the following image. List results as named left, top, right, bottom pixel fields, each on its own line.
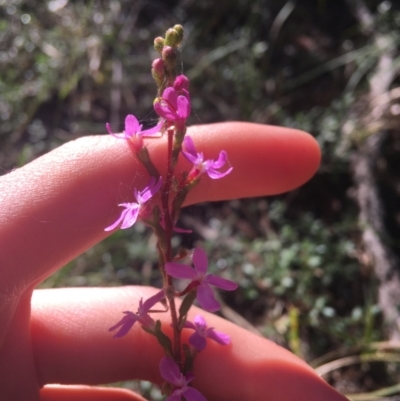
left=106, top=26, right=238, bottom=399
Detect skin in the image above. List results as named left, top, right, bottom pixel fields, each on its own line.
left=0, top=122, right=347, bottom=401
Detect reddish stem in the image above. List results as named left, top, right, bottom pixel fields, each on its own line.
left=161, top=127, right=182, bottom=365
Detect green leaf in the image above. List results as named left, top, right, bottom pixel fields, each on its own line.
left=178, top=291, right=197, bottom=327
left=154, top=320, right=173, bottom=357
left=183, top=343, right=195, bottom=373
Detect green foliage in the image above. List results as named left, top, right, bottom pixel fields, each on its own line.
left=199, top=199, right=378, bottom=357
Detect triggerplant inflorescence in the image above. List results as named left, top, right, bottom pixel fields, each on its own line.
left=105, top=25, right=235, bottom=401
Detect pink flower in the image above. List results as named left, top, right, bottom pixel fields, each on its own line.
left=182, top=136, right=233, bottom=180
left=109, top=290, right=165, bottom=338
left=165, top=248, right=238, bottom=312
left=106, top=114, right=163, bottom=149
left=184, top=315, right=230, bottom=351
left=154, top=87, right=191, bottom=124
left=159, top=356, right=206, bottom=401
left=104, top=177, right=162, bottom=231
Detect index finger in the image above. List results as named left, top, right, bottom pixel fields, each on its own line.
left=0, top=122, right=320, bottom=293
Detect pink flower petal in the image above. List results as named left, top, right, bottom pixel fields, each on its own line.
left=193, top=315, right=206, bottom=327
left=189, top=331, right=207, bottom=351
left=125, top=114, right=140, bottom=136
left=206, top=274, right=238, bottom=291
left=165, top=262, right=196, bottom=280
left=177, top=95, right=191, bottom=119
left=154, top=102, right=176, bottom=121
left=207, top=329, right=231, bottom=345
left=184, top=315, right=231, bottom=349
left=182, top=387, right=207, bottom=401
left=105, top=122, right=115, bottom=136
left=119, top=205, right=140, bottom=229
left=182, top=136, right=198, bottom=163
left=106, top=122, right=129, bottom=139
left=141, top=289, right=165, bottom=311
left=141, top=119, right=164, bottom=136
left=197, top=282, right=220, bottom=312
left=104, top=207, right=130, bottom=232
left=137, top=177, right=162, bottom=203
left=162, top=87, right=178, bottom=108
left=192, top=248, right=208, bottom=275
left=206, top=166, right=233, bottom=179
left=109, top=312, right=138, bottom=338
left=183, top=320, right=197, bottom=330
left=211, top=150, right=228, bottom=169
left=159, top=356, right=182, bottom=385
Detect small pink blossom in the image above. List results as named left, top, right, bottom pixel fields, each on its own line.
left=105, top=177, right=162, bottom=231
left=182, top=136, right=232, bottom=180
left=154, top=86, right=191, bottom=124
left=159, top=356, right=206, bottom=401
left=184, top=315, right=230, bottom=351
left=109, top=290, right=165, bottom=338
left=165, top=248, right=238, bottom=312
left=106, top=114, right=163, bottom=149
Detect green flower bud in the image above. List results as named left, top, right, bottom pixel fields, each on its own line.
left=154, top=36, right=165, bottom=53
left=164, top=28, right=179, bottom=47
left=173, top=24, right=184, bottom=45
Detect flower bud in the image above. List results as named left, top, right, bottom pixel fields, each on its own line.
left=173, top=74, right=190, bottom=92
left=154, top=37, right=165, bottom=53
left=162, top=46, right=177, bottom=72
left=164, top=28, right=179, bottom=47
left=152, top=58, right=166, bottom=86
left=173, top=24, right=184, bottom=45
left=152, top=58, right=165, bottom=76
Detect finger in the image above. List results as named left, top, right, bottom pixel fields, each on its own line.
left=31, top=287, right=345, bottom=401
left=0, top=123, right=320, bottom=294
left=40, top=385, right=146, bottom=401
left=179, top=122, right=320, bottom=204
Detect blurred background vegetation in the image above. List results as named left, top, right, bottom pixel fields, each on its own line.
left=2, top=0, right=400, bottom=399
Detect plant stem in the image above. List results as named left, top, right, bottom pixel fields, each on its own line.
left=161, top=127, right=182, bottom=365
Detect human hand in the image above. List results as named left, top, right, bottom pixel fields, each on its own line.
left=0, top=122, right=346, bottom=401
